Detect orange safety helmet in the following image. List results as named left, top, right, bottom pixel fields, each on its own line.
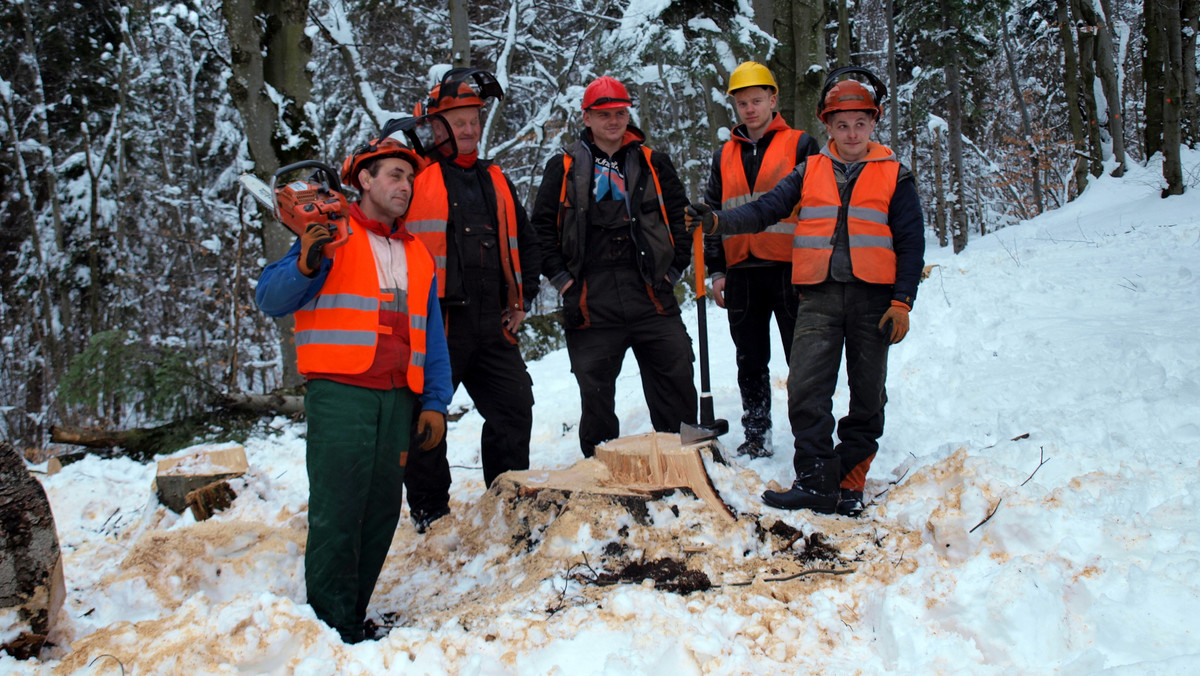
left=417, top=67, right=504, bottom=116
left=340, top=137, right=423, bottom=191
left=582, top=76, right=632, bottom=110
left=817, top=66, right=887, bottom=122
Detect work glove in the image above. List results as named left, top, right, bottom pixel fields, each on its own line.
left=415, top=410, right=446, bottom=451
left=878, top=301, right=911, bottom=344
left=684, top=202, right=719, bottom=235
left=298, top=223, right=334, bottom=277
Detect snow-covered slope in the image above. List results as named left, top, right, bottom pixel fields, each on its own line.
left=6, top=154, right=1200, bottom=674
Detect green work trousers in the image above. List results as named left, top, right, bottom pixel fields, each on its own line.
left=304, top=378, right=415, bottom=643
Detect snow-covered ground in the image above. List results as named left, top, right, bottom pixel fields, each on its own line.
left=6, top=153, right=1200, bottom=674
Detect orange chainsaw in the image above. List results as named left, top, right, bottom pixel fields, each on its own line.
left=238, top=160, right=351, bottom=257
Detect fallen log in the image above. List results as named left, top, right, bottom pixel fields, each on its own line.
left=212, top=392, right=304, bottom=415
left=1, top=442, right=66, bottom=660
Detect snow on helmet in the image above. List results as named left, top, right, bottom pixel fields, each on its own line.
left=340, top=137, right=422, bottom=191
left=582, top=76, right=632, bottom=111
left=727, top=61, right=777, bottom=95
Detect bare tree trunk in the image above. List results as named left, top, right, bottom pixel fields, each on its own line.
left=837, top=0, right=852, bottom=67
left=887, top=0, right=899, bottom=148
left=939, top=0, right=969, bottom=253
left=450, top=0, right=472, bottom=68
left=1163, top=0, right=1185, bottom=196
left=1143, top=0, right=1165, bottom=158
left=223, top=0, right=317, bottom=389
left=932, top=125, right=948, bottom=248
left=1001, top=18, right=1044, bottom=215
left=1183, top=0, right=1200, bottom=146
left=1058, top=0, right=1089, bottom=195
left=771, top=0, right=827, bottom=142
left=1073, top=0, right=1105, bottom=178
left=1082, top=0, right=1127, bottom=176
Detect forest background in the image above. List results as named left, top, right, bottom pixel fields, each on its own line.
left=1, top=0, right=1195, bottom=451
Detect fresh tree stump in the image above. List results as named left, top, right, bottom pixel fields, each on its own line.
left=504, top=433, right=736, bottom=523
left=0, top=442, right=66, bottom=659
left=154, top=444, right=248, bottom=513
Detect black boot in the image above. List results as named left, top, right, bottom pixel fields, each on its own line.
left=411, top=505, right=450, bottom=533
left=836, top=489, right=865, bottom=517
left=761, top=461, right=838, bottom=513
left=736, top=437, right=772, bottom=458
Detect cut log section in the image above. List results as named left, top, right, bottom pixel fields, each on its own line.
left=154, top=444, right=249, bottom=513
left=0, top=442, right=66, bottom=660
left=504, top=433, right=735, bottom=523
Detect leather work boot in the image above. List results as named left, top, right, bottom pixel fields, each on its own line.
left=836, top=489, right=865, bottom=517
left=761, top=460, right=839, bottom=513
left=736, top=436, right=772, bottom=458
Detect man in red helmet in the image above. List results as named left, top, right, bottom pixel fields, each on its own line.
left=700, top=61, right=820, bottom=459
left=687, top=71, right=925, bottom=516
left=403, top=69, right=541, bottom=527
left=255, top=138, right=453, bottom=643
left=532, top=75, right=697, bottom=458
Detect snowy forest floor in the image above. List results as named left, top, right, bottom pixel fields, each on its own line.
left=6, top=151, right=1200, bottom=674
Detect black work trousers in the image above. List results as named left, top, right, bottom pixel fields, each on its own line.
left=566, top=312, right=697, bottom=458
left=723, top=264, right=798, bottom=441
left=786, top=281, right=891, bottom=484
left=404, top=297, right=533, bottom=514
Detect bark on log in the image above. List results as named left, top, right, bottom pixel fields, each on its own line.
left=1, top=442, right=65, bottom=660
left=212, top=392, right=304, bottom=415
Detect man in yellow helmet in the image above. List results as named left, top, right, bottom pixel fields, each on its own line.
left=701, top=61, right=819, bottom=458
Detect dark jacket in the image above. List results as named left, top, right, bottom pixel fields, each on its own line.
left=716, top=143, right=926, bottom=307
left=532, top=126, right=690, bottom=293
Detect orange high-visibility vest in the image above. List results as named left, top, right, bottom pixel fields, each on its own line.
left=719, top=128, right=803, bottom=265
left=793, top=147, right=900, bottom=285
left=294, top=214, right=434, bottom=393
left=406, top=161, right=524, bottom=313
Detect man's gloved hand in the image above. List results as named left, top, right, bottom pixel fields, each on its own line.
left=684, top=202, right=719, bottom=235
left=415, top=410, right=446, bottom=451
left=878, top=301, right=911, bottom=344
left=298, top=223, right=334, bottom=277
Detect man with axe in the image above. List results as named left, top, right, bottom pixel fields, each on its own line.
left=699, top=61, right=820, bottom=459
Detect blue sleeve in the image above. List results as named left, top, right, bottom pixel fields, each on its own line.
left=716, top=162, right=806, bottom=235
left=889, top=175, right=926, bottom=307
left=418, top=275, right=453, bottom=414
left=255, top=238, right=332, bottom=317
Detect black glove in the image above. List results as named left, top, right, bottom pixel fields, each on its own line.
left=298, top=223, right=334, bottom=276
left=684, top=202, right=718, bottom=235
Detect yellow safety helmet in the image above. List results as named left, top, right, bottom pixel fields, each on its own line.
left=727, top=61, right=777, bottom=95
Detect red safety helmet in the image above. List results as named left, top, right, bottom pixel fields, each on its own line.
left=582, top=76, right=632, bottom=111
left=340, top=137, right=423, bottom=191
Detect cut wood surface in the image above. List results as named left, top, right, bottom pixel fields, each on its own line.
left=155, top=444, right=249, bottom=513
left=506, top=433, right=736, bottom=523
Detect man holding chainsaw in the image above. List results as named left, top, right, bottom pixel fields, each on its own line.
left=530, top=75, right=697, bottom=458
left=686, top=68, right=925, bottom=517
left=255, top=139, right=452, bottom=644
left=700, top=61, right=820, bottom=459
left=403, top=68, right=541, bottom=528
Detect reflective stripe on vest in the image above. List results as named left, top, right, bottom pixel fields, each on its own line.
left=294, top=214, right=435, bottom=393
left=793, top=149, right=900, bottom=285
left=407, top=161, right=524, bottom=311
left=719, top=128, right=803, bottom=265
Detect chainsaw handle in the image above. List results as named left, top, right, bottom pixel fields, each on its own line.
left=324, top=222, right=351, bottom=258
left=274, top=160, right=343, bottom=192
